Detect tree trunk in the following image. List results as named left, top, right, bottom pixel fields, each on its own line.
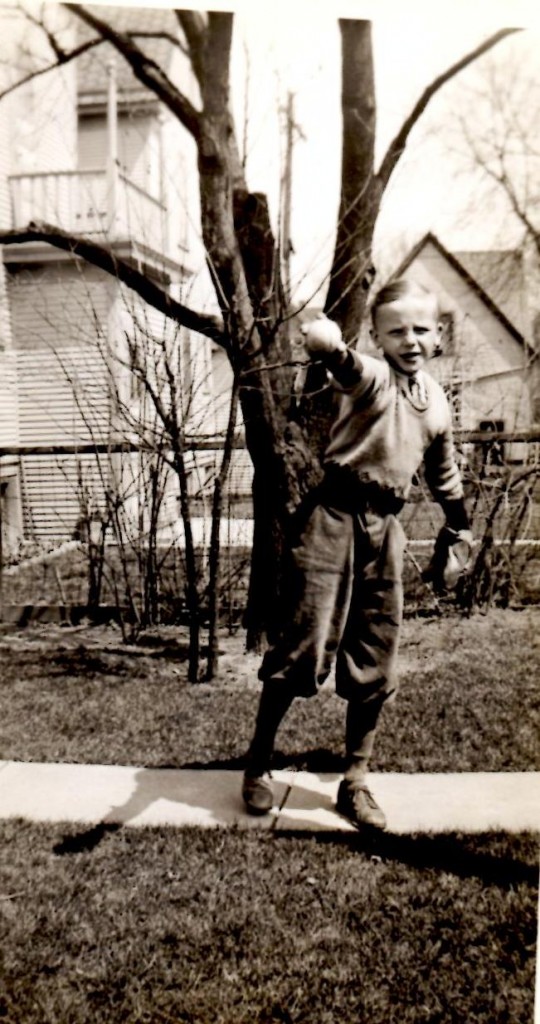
left=206, top=379, right=239, bottom=680
left=300, top=19, right=381, bottom=463
left=193, top=16, right=317, bottom=646
left=325, top=19, right=380, bottom=337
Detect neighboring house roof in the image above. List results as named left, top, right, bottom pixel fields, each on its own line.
left=453, top=249, right=529, bottom=339
left=391, top=232, right=528, bottom=348
left=76, top=6, right=179, bottom=103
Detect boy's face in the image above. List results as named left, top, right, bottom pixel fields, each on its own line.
left=372, top=294, right=441, bottom=376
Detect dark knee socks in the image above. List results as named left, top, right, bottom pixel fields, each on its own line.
left=344, top=696, right=386, bottom=784
left=246, top=685, right=386, bottom=782
left=245, top=682, right=295, bottom=777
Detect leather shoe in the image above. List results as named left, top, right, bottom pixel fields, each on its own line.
left=336, top=780, right=387, bottom=830
left=242, top=773, right=274, bottom=816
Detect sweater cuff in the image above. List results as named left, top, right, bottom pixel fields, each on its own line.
left=322, top=345, right=351, bottom=370
left=440, top=497, right=470, bottom=532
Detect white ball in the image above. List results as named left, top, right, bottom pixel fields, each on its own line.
left=303, top=318, right=343, bottom=350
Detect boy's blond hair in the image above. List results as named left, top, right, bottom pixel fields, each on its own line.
left=371, top=278, right=440, bottom=325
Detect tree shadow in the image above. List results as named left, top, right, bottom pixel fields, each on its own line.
left=53, top=821, right=122, bottom=855
left=178, top=747, right=346, bottom=772
left=305, top=829, right=539, bottom=889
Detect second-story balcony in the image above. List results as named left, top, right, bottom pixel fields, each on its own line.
left=9, top=166, right=168, bottom=257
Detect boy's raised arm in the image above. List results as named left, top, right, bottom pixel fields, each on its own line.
left=302, top=317, right=364, bottom=388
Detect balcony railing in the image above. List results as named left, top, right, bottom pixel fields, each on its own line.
left=9, top=167, right=168, bottom=255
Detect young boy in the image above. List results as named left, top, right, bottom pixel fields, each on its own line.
left=242, top=278, right=472, bottom=829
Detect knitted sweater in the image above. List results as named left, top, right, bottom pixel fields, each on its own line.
left=323, top=351, right=464, bottom=504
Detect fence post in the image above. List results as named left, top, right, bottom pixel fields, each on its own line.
left=0, top=481, right=3, bottom=621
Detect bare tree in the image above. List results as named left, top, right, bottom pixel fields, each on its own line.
left=449, top=43, right=539, bottom=238
left=442, top=37, right=540, bottom=440
left=0, top=4, right=519, bottom=646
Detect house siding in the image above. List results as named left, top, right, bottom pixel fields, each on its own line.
left=1, top=7, right=218, bottom=543
left=8, top=262, right=113, bottom=352
left=9, top=257, right=115, bottom=539
left=0, top=74, right=21, bottom=551
left=0, top=351, right=19, bottom=447
left=0, top=76, right=19, bottom=450
left=16, top=344, right=112, bottom=540
left=20, top=452, right=109, bottom=540
left=17, top=347, right=111, bottom=445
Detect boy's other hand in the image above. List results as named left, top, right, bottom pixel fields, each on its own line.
left=301, top=316, right=347, bottom=355
left=423, top=527, right=474, bottom=593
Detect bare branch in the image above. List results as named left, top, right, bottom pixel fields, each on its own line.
left=64, top=3, right=202, bottom=140
left=377, top=28, right=523, bottom=190
left=482, top=160, right=540, bottom=257
left=0, top=37, right=102, bottom=102
left=22, top=3, right=71, bottom=62
left=0, top=221, right=225, bottom=343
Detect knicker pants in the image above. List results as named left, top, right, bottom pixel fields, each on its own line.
left=259, top=501, right=406, bottom=712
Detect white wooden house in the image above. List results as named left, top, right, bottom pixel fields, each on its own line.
left=0, top=5, right=241, bottom=546
left=0, top=83, right=21, bottom=552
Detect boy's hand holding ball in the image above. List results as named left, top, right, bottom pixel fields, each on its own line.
left=301, top=316, right=347, bottom=355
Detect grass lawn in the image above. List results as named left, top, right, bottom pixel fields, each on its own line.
left=0, top=822, right=537, bottom=1024
left=0, top=608, right=538, bottom=1022
left=0, top=608, right=537, bottom=772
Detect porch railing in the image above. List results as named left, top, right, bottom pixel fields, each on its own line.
left=9, top=167, right=167, bottom=254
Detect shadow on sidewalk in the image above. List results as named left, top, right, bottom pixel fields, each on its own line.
left=50, top=768, right=539, bottom=891
left=52, top=766, right=265, bottom=856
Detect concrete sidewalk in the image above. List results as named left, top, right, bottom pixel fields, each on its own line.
left=0, top=761, right=539, bottom=833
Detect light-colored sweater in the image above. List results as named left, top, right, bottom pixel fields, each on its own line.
left=324, top=351, right=463, bottom=504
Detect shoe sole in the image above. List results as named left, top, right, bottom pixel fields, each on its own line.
left=244, top=802, right=273, bottom=817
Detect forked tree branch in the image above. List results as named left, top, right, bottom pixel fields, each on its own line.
left=0, top=37, right=103, bottom=101
left=0, top=221, right=225, bottom=343
left=377, top=27, right=522, bottom=190
left=64, top=3, right=203, bottom=140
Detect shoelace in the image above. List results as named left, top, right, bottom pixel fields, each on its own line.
left=356, top=786, right=377, bottom=807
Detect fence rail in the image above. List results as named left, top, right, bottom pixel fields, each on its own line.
left=1, top=433, right=539, bottom=619
left=1, top=429, right=539, bottom=461
left=0, top=437, right=246, bottom=458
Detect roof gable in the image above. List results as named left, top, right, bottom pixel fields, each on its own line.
left=391, top=232, right=527, bottom=347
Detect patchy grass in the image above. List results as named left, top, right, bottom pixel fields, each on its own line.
left=0, top=821, right=536, bottom=1024
left=0, top=609, right=538, bottom=772
left=0, top=613, right=537, bottom=1023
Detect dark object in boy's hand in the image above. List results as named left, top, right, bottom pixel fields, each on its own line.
left=423, top=526, right=474, bottom=593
